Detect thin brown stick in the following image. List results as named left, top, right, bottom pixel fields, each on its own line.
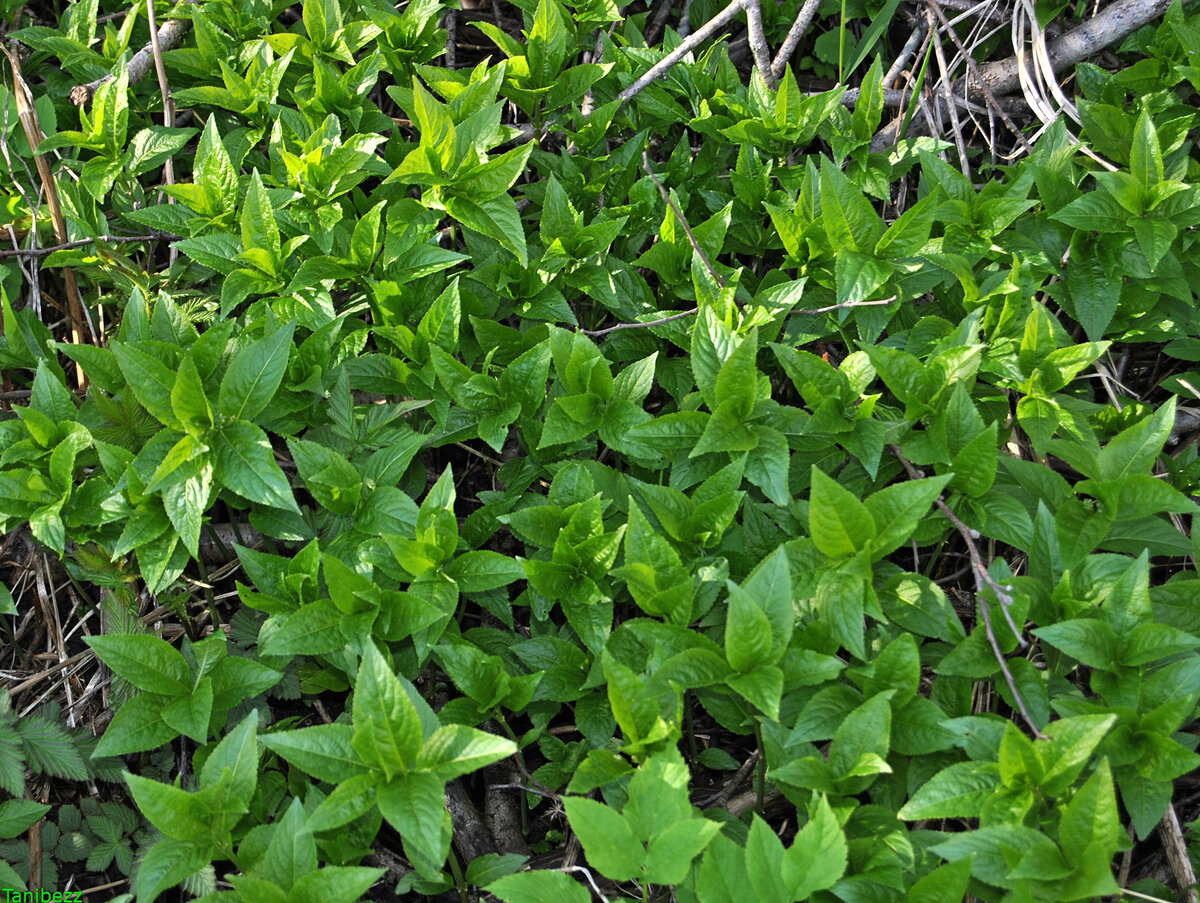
left=641, top=149, right=722, bottom=285
left=613, top=0, right=745, bottom=113
left=70, top=16, right=191, bottom=106
left=578, top=297, right=895, bottom=337
left=890, top=445, right=1046, bottom=738
left=743, top=0, right=777, bottom=88
left=0, top=234, right=168, bottom=259
left=927, top=0, right=1033, bottom=153
left=884, top=23, right=927, bottom=88
left=928, top=8, right=973, bottom=178
left=145, top=0, right=178, bottom=273
left=3, top=48, right=91, bottom=387
left=701, top=749, right=760, bottom=807
left=645, top=0, right=678, bottom=45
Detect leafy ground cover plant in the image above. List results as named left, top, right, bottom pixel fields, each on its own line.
left=2, top=0, right=1200, bottom=900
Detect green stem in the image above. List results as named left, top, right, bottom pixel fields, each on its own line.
left=447, top=847, right=469, bottom=903
left=753, top=720, right=765, bottom=816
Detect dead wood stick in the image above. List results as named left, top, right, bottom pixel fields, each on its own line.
left=770, top=0, right=823, bottom=80
left=968, top=0, right=1196, bottom=98
left=872, top=0, right=1200, bottom=148
left=2, top=47, right=91, bottom=387
left=613, top=0, right=746, bottom=113
left=70, top=15, right=191, bottom=107
left=743, top=0, right=777, bottom=88
left=1159, top=804, right=1199, bottom=903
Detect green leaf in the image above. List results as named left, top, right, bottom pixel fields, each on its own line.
left=259, top=723, right=366, bottom=783
left=898, top=761, right=999, bottom=819
left=213, top=422, right=299, bottom=513
left=417, top=724, right=516, bottom=781
left=488, top=870, right=590, bottom=903
left=376, top=771, right=453, bottom=878
left=829, top=691, right=892, bottom=781
left=810, top=467, right=876, bottom=558
left=0, top=800, right=51, bottom=838
left=864, top=474, right=952, bottom=559
left=906, top=857, right=973, bottom=903
left=444, top=194, right=528, bottom=265
left=260, top=798, right=316, bottom=890
left=623, top=749, right=692, bottom=842
left=351, top=643, right=422, bottom=779
left=290, top=866, right=386, bottom=903
left=1059, top=758, right=1120, bottom=864
left=643, top=818, right=722, bottom=885
left=1097, top=398, right=1175, bottom=481
left=124, top=772, right=213, bottom=841
left=86, top=634, right=189, bottom=696
left=240, top=170, right=282, bottom=273
left=194, top=116, right=237, bottom=212
left=725, top=582, right=773, bottom=673
left=1130, top=108, right=1163, bottom=187
left=713, top=333, right=758, bottom=418
left=135, top=838, right=213, bottom=903
left=786, top=796, right=847, bottom=898
left=744, top=815, right=791, bottom=903
left=199, top=712, right=259, bottom=804
left=261, top=600, right=347, bottom=656
left=112, top=343, right=178, bottom=426
left=443, top=551, right=526, bottom=592
left=1033, top=619, right=1117, bottom=669
left=562, top=797, right=643, bottom=881
left=308, top=773, right=379, bottom=833
left=171, top=355, right=213, bottom=434
left=93, top=693, right=178, bottom=757
left=219, top=320, right=296, bottom=422
left=161, top=676, right=213, bottom=742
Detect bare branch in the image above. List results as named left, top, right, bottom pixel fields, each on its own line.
left=613, top=0, right=745, bottom=113
left=927, top=0, right=1033, bottom=153
left=771, top=0, right=823, bottom=80
left=883, top=22, right=927, bottom=88
left=0, top=233, right=170, bottom=259
left=70, top=15, right=191, bottom=106
left=641, top=149, right=722, bottom=286
left=743, top=0, right=778, bottom=88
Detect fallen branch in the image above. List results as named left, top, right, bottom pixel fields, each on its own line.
left=70, top=15, right=191, bottom=107
left=642, top=148, right=723, bottom=286
left=614, top=0, right=746, bottom=113
left=928, top=0, right=1033, bottom=154
left=872, top=0, right=1200, bottom=148
left=743, top=0, right=777, bottom=88
left=1159, top=804, right=1199, bottom=901
left=770, top=0, right=823, bottom=80
left=0, top=233, right=171, bottom=259
left=968, top=0, right=1196, bottom=98
left=3, top=47, right=92, bottom=387
left=579, top=298, right=896, bottom=337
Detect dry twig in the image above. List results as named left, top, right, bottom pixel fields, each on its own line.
left=70, top=15, right=191, bottom=106
left=890, top=445, right=1046, bottom=739
left=613, top=0, right=746, bottom=113
left=2, top=47, right=92, bottom=386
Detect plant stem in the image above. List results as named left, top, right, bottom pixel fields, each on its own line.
left=753, top=720, right=765, bottom=815
left=447, top=848, right=469, bottom=903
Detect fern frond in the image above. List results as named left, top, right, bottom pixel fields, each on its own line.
left=15, top=713, right=89, bottom=781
